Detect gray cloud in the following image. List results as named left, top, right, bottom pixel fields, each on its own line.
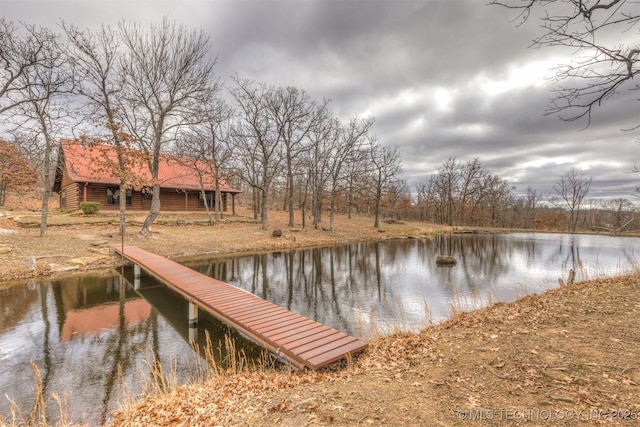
left=2, top=0, right=638, bottom=202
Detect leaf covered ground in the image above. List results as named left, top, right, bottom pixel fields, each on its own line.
left=109, top=272, right=639, bottom=426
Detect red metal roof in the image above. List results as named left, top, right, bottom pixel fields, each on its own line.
left=60, top=139, right=240, bottom=193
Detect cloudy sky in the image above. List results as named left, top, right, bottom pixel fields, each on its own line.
left=3, top=0, right=639, bottom=202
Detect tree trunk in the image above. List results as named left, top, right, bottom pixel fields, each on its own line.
left=261, top=189, right=269, bottom=230
left=214, top=181, right=221, bottom=222
left=39, top=132, right=55, bottom=237
left=374, top=184, right=382, bottom=229
left=329, top=195, right=336, bottom=233
left=0, top=181, right=6, bottom=207
left=118, top=182, right=127, bottom=236
left=347, top=186, right=353, bottom=219
left=287, top=157, right=294, bottom=227
left=39, top=188, right=50, bottom=237
left=200, top=189, right=213, bottom=225
left=252, top=188, right=259, bottom=220
left=140, top=183, right=161, bottom=236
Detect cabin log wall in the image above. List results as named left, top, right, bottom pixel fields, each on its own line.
left=60, top=182, right=229, bottom=212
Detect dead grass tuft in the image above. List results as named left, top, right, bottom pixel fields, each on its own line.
left=110, top=271, right=640, bottom=426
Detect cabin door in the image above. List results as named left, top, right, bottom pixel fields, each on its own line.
left=142, top=191, right=153, bottom=210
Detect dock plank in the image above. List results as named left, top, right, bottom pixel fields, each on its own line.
left=115, top=246, right=367, bottom=370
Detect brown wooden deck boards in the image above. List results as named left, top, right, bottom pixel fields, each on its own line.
left=115, top=246, right=368, bottom=370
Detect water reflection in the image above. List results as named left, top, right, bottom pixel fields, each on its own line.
left=184, top=233, right=640, bottom=337
left=1, top=232, right=638, bottom=425
left=1, top=275, right=150, bottom=425
left=0, top=271, right=258, bottom=426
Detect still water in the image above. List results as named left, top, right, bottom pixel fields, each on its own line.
left=1, top=232, right=638, bottom=424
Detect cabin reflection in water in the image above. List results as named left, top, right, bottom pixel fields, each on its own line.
left=57, top=276, right=151, bottom=341
left=0, top=272, right=259, bottom=426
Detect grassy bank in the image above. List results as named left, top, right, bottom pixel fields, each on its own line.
left=0, top=207, right=442, bottom=282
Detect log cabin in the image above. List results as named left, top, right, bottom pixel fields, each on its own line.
left=53, top=139, right=241, bottom=213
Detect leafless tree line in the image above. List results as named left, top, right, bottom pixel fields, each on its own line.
left=415, top=157, right=517, bottom=228
left=0, top=18, right=402, bottom=236
left=409, top=157, right=639, bottom=233
left=3, top=2, right=637, bottom=236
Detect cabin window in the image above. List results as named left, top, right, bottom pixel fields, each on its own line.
left=199, top=192, right=215, bottom=208
left=142, top=186, right=154, bottom=200
left=61, top=189, right=66, bottom=207
left=107, top=187, right=132, bottom=205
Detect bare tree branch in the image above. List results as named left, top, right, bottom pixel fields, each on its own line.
left=490, top=0, right=640, bottom=126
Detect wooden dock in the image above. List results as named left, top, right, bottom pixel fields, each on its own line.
left=115, top=246, right=368, bottom=370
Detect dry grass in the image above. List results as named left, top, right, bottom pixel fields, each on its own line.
left=0, top=362, right=71, bottom=427
left=107, top=271, right=640, bottom=426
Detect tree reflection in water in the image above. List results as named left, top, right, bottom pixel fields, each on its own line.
left=186, top=233, right=640, bottom=338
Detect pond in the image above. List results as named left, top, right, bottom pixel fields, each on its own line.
left=1, top=232, right=638, bottom=424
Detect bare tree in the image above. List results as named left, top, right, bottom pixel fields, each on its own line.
left=418, top=157, right=518, bottom=227
left=343, top=141, right=369, bottom=220
left=599, top=198, right=637, bottom=234
left=434, top=157, right=462, bottom=226
left=176, top=100, right=234, bottom=224
left=330, top=116, right=375, bottom=231
left=63, top=22, right=136, bottom=237
left=369, top=140, right=402, bottom=229
left=0, top=19, right=47, bottom=114
left=305, top=105, right=339, bottom=228
left=523, top=186, right=542, bottom=228
left=491, top=0, right=640, bottom=127
left=266, top=86, right=319, bottom=227
left=231, top=77, right=284, bottom=230
left=479, top=173, right=514, bottom=227
left=457, top=158, right=489, bottom=225
left=7, top=24, right=73, bottom=236
left=117, top=18, right=219, bottom=236
left=383, top=178, right=412, bottom=220
left=415, top=178, right=436, bottom=222
left=553, top=168, right=593, bottom=232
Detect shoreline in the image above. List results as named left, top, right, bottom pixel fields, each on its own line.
left=0, top=209, right=445, bottom=283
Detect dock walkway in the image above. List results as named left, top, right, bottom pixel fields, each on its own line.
left=115, top=246, right=367, bottom=370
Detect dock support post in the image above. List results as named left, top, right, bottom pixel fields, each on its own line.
left=134, top=264, right=141, bottom=290
left=189, top=325, right=198, bottom=343
left=188, top=301, right=198, bottom=342
left=188, top=301, right=198, bottom=326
